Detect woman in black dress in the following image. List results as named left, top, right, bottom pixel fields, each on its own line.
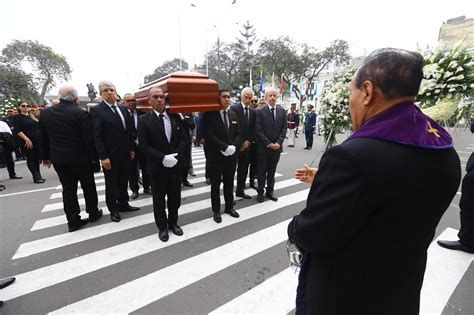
left=13, top=100, right=45, bottom=183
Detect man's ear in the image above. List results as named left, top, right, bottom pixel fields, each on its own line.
left=361, top=80, right=374, bottom=106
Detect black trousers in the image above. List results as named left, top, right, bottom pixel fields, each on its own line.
left=182, top=143, right=192, bottom=181
left=236, top=148, right=250, bottom=192
left=248, top=143, right=257, bottom=183
left=129, top=147, right=149, bottom=192
left=257, top=150, right=281, bottom=194
left=304, top=128, right=314, bottom=148
left=3, top=150, right=16, bottom=178
left=208, top=156, right=237, bottom=213
left=459, top=169, right=474, bottom=247
left=53, top=163, right=99, bottom=225
left=103, top=156, right=130, bottom=214
left=149, top=167, right=181, bottom=230
left=23, top=142, right=41, bottom=178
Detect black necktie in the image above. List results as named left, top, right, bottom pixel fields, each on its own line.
left=244, top=107, right=249, bottom=123
left=271, top=107, right=275, bottom=123
left=112, top=105, right=124, bottom=128
left=223, top=110, right=229, bottom=130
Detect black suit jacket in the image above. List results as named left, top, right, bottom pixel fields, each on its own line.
left=90, top=101, right=133, bottom=160
left=288, top=138, right=461, bottom=315
left=137, top=111, right=189, bottom=174
left=203, top=110, right=243, bottom=162
left=230, top=102, right=256, bottom=143
left=256, top=105, right=287, bottom=153
left=39, top=101, right=96, bottom=164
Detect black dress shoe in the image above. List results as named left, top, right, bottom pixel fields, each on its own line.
left=169, top=224, right=183, bottom=236
left=159, top=229, right=169, bottom=242
left=144, top=188, right=152, bottom=195
left=88, top=209, right=103, bottom=222
left=182, top=180, right=193, bottom=187
left=131, top=191, right=139, bottom=199
left=119, top=205, right=140, bottom=212
left=236, top=191, right=252, bottom=199
left=9, top=175, right=22, bottom=179
left=257, top=194, right=265, bottom=203
left=213, top=212, right=222, bottom=223
left=206, top=178, right=211, bottom=185
left=33, top=178, right=45, bottom=184
left=68, top=218, right=88, bottom=232
left=437, top=240, right=474, bottom=254
left=265, top=193, right=278, bottom=201
left=225, top=209, right=240, bottom=218
left=110, top=212, right=121, bottom=222
left=0, top=276, right=15, bottom=289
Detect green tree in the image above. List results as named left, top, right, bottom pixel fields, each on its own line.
left=144, top=58, right=189, bottom=83
left=256, top=38, right=350, bottom=106
left=2, top=40, right=71, bottom=105
left=0, top=64, right=38, bottom=104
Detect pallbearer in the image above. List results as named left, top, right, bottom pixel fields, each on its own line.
left=203, top=89, right=243, bottom=223
left=138, top=87, right=190, bottom=242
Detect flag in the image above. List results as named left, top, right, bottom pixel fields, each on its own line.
left=305, top=79, right=310, bottom=97
left=259, top=70, right=264, bottom=92
left=313, top=81, right=318, bottom=98
left=271, top=72, right=275, bottom=88
left=279, top=74, right=285, bottom=94
left=289, top=80, right=293, bottom=98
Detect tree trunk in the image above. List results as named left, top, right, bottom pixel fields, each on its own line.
left=38, top=79, right=51, bottom=105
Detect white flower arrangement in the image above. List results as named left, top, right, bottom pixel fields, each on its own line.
left=318, top=68, right=356, bottom=147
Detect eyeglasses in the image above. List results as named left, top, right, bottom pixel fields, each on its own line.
left=251, top=100, right=258, bottom=104
left=152, top=95, right=165, bottom=100
left=20, top=104, right=30, bottom=108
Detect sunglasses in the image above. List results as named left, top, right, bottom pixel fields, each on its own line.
left=152, top=95, right=165, bottom=100
left=20, top=104, right=30, bottom=108
left=251, top=100, right=258, bottom=104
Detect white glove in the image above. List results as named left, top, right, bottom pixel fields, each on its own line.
left=162, top=153, right=178, bottom=168
left=220, top=145, right=236, bottom=156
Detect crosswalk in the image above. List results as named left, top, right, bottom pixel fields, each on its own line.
left=0, top=147, right=472, bottom=314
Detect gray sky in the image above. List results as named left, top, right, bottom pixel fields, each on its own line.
left=1, top=0, right=472, bottom=97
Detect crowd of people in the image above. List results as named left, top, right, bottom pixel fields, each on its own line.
left=0, top=82, right=292, bottom=241
left=1, top=47, right=472, bottom=314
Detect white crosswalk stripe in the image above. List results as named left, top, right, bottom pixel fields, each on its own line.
left=1, top=152, right=471, bottom=314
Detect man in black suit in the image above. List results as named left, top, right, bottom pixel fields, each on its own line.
left=230, top=87, right=257, bottom=199
left=288, top=48, right=461, bottom=315
left=39, top=86, right=103, bottom=232
left=138, top=87, right=189, bottom=242
left=90, top=81, right=139, bottom=223
left=123, top=93, right=151, bottom=199
left=255, top=87, right=287, bottom=203
left=204, top=89, right=243, bottom=223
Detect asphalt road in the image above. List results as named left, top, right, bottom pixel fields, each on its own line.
left=0, top=129, right=473, bottom=314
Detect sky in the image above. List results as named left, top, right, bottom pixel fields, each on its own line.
left=1, top=0, right=473, bottom=98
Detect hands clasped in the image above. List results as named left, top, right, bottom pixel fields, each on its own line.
left=220, top=145, right=236, bottom=156
left=162, top=153, right=178, bottom=168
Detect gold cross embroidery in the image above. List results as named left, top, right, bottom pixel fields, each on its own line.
left=427, top=122, right=441, bottom=138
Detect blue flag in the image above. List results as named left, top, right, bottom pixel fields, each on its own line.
left=259, top=70, right=264, bottom=92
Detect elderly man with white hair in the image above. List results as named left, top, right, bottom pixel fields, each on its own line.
left=230, top=87, right=257, bottom=199
left=39, top=85, right=103, bottom=232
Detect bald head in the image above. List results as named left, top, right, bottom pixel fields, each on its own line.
left=58, top=85, right=79, bottom=104
left=265, top=87, right=278, bottom=107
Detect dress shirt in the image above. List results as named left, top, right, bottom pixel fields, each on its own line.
left=104, top=100, right=126, bottom=129
left=154, top=110, right=171, bottom=143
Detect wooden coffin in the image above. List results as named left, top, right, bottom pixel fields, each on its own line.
left=135, top=71, right=220, bottom=113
